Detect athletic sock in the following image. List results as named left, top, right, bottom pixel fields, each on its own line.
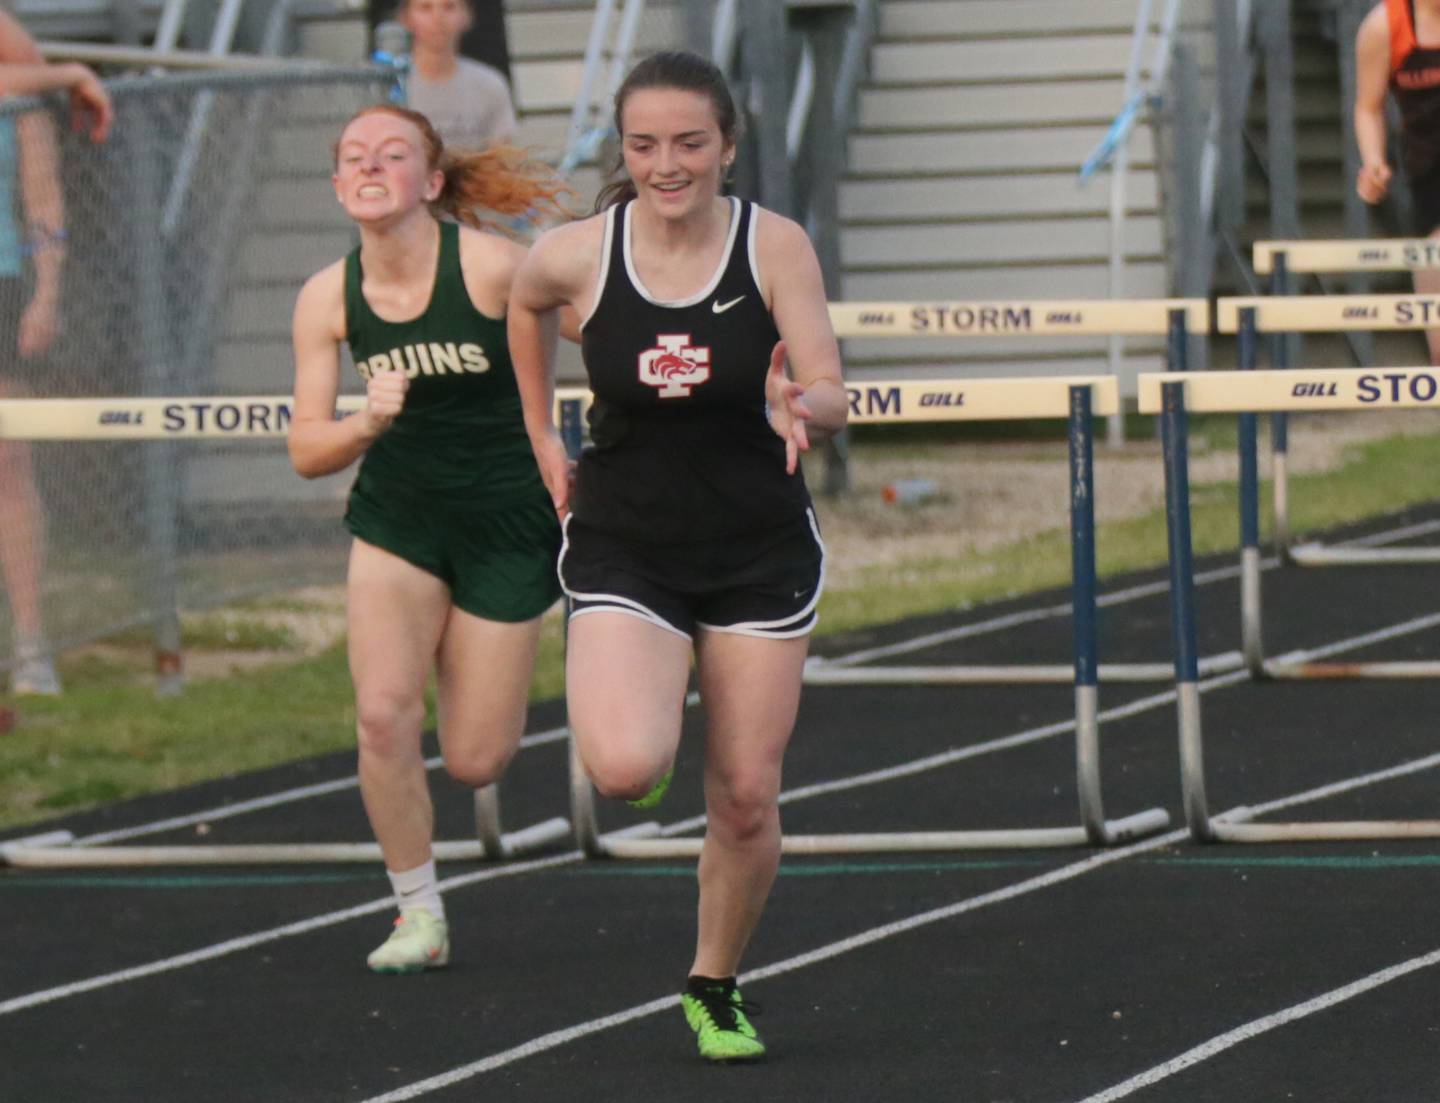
left=687, top=974, right=736, bottom=994
left=387, top=858, right=445, bottom=922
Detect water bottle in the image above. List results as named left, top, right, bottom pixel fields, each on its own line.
left=882, top=478, right=940, bottom=506
left=372, top=20, right=411, bottom=105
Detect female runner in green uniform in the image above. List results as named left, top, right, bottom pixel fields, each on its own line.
left=289, top=104, right=570, bottom=972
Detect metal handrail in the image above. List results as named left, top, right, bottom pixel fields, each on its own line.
left=1200, top=0, right=1257, bottom=232
left=160, top=0, right=249, bottom=234
left=786, top=40, right=815, bottom=161
left=712, top=0, right=740, bottom=71
left=36, top=40, right=333, bottom=70
left=558, top=0, right=648, bottom=176
left=559, top=0, right=618, bottom=174
left=1082, top=0, right=1265, bottom=424
left=1078, top=0, right=1183, bottom=445
left=1097, top=1, right=1185, bottom=285
left=833, top=0, right=875, bottom=132
left=152, top=0, right=190, bottom=54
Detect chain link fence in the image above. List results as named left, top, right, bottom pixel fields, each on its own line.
left=1, top=66, right=389, bottom=680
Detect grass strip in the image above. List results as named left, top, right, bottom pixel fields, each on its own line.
left=3, top=429, right=1439, bottom=831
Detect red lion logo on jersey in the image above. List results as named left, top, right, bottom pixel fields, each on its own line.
left=638, top=334, right=711, bottom=398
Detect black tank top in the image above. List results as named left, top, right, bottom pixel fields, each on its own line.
left=575, top=198, right=811, bottom=542
left=1389, top=0, right=1440, bottom=181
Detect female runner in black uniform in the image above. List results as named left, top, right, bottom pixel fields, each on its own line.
left=508, top=51, right=847, bottom=1062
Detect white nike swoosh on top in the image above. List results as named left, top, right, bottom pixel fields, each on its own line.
left=712, top=296, right=746, bottom=314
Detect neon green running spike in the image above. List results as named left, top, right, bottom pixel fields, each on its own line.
left=366, top=908, right=450, bottom=974
left=681, top=982, right=766, bottom=1062
left=627, top=765, right=674, bottom=810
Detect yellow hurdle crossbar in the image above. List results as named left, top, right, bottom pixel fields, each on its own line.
left=828, top=298, right=1207, bottom=338
left=0, top=379, right=1121, bottom=440
left=1136, top=367, right=1440, bottom=414
left=1216, top=294, right=1440, bottom=333
left=1254, top=238, right=1440, bottom=274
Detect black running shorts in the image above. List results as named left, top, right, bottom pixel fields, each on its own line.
left=559, top=509, right=825, bottom=641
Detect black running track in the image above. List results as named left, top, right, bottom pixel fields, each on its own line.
left=8, top=505, right=1440, bottom=1103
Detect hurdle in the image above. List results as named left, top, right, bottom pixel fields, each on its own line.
left=811, top=298, right=1242, bottom=686
left=1241, top=246, right=1440, bottom=558
left=1218, top=296, right=1440, bottom=680
left=1141, top=367, right=1440, bottom=842
left=568, top=375, right=1172, bottom=858
left=0, top=392, right=591, bottom=869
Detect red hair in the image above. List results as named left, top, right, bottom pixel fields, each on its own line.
left=336, top=103, right=575, bottom=231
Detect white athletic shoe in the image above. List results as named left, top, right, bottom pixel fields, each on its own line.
left=11, top=655, right=61, bottom=697
left=366, top=908, right=450, bottom=974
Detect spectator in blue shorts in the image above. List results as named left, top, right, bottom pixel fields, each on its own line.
left=0, top=9, right=112, bottom=694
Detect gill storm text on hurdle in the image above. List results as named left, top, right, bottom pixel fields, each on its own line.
left=853, top=305, right=1078, bottom=332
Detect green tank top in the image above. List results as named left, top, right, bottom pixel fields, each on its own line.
left=345, top=220, right=542, bottom=504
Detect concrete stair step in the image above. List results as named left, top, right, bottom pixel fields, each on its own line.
left=221, top=287, right=296, bottom=342
left=844, top=355, right=1167, bottom=400
left=843, top=261, right=1169, bottom=301
left=847, top=126, right=1154, bottom=176
left=513, top=59, right=588, bottom=112
left=13, top=0, right=165, bottom=40
left=186, top=452, right=351, bottom=505
left=857, top=80, right=1129, bottom=130
left=255, top=177, right=356, bottom=228
left=293, top=18, right=367, bottom=65
left=869, top=36, right=1141, bottom=84
left=214, top=339, right=296, bottom=387
left=840, top=172, right=1158, bottom=223
left=877, top=0, right=1208, bottom=38
left=843, top=334, right=1165, bottom=365
left=1208, top=332, right=1428, bottom=369
left=508, top=4, right=681, bottom=60
left=841, top=216, right=1162, bottom=269
left=236, top=230, right=354, bottom=283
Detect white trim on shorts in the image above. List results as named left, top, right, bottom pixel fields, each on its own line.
left=568, top=601, right=694, bottom=641
left=557, top=514, right=695, bottom=641
left=695, top=508, right=827, bottom=639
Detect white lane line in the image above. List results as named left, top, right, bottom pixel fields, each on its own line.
left=56, top=516, right=1433, bottom=846
left=1340, top=518, right=1440, bottom=548
left=351, top=750, right=1440, bottom=1100
left=6, top=610, right=1433, bottom=1016
left=826, top=513, right=1440, bottom=670
left=0, top=851, right=579, bottom=1017
left=656, top=677, right=1251, bottom=838
left=1070, top=947, right=1440, bottom=1103
left=71, top=723, right=572, bottom=846
left=1267, top=610, right=1440, bottom=668
left=823, top=560, right=1255, bottom=668
left=1241, top=750, right=1440, bottom=819
left=356, top=828, right=1191, bottom=1103
left=2, top=688, right=1210, bottom=1015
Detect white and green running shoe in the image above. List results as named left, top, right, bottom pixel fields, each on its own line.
left=366, top=908, right=449, bottom=974
left=681, top=977, right=766, bottom=1062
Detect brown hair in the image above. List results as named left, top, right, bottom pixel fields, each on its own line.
left=336, top=103, right=574, bottom=231
left=594, top=51, right=740, bottom=211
